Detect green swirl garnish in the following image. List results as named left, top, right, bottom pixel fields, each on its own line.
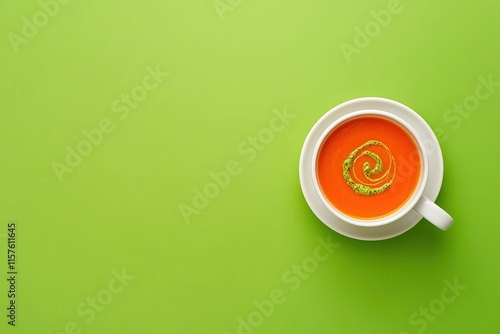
left=342, top=140, right=396, bottom=196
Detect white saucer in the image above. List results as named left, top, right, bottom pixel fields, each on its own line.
left=299, top=97, right=444, bottom=241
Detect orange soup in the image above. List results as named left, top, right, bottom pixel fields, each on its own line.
left=316, top=116, right=421, bottom=220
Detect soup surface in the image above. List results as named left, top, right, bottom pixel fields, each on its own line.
left=316, top=116, right=421, bottom=220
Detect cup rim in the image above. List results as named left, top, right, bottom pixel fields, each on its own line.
left=311, top=109, right=429, bottom=227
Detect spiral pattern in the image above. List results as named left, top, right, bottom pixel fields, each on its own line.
left=342, top=140, right=396, bottom=196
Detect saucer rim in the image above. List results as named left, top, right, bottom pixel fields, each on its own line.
left=298, top=97, right=444, bottom=241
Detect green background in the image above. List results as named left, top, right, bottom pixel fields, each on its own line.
left=1, top=0, right=499, bottom=333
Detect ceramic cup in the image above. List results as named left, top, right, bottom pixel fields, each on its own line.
left=311, top=109, right=453, bottom=230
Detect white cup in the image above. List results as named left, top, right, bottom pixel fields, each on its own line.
left=311, top=110, right=453, bottom=230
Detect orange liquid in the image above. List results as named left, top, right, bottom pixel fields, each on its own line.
left=316, top=116, right=421, bottom=220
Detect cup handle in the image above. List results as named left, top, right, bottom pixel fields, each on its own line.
left=413, top=196, right=453, bottom=230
